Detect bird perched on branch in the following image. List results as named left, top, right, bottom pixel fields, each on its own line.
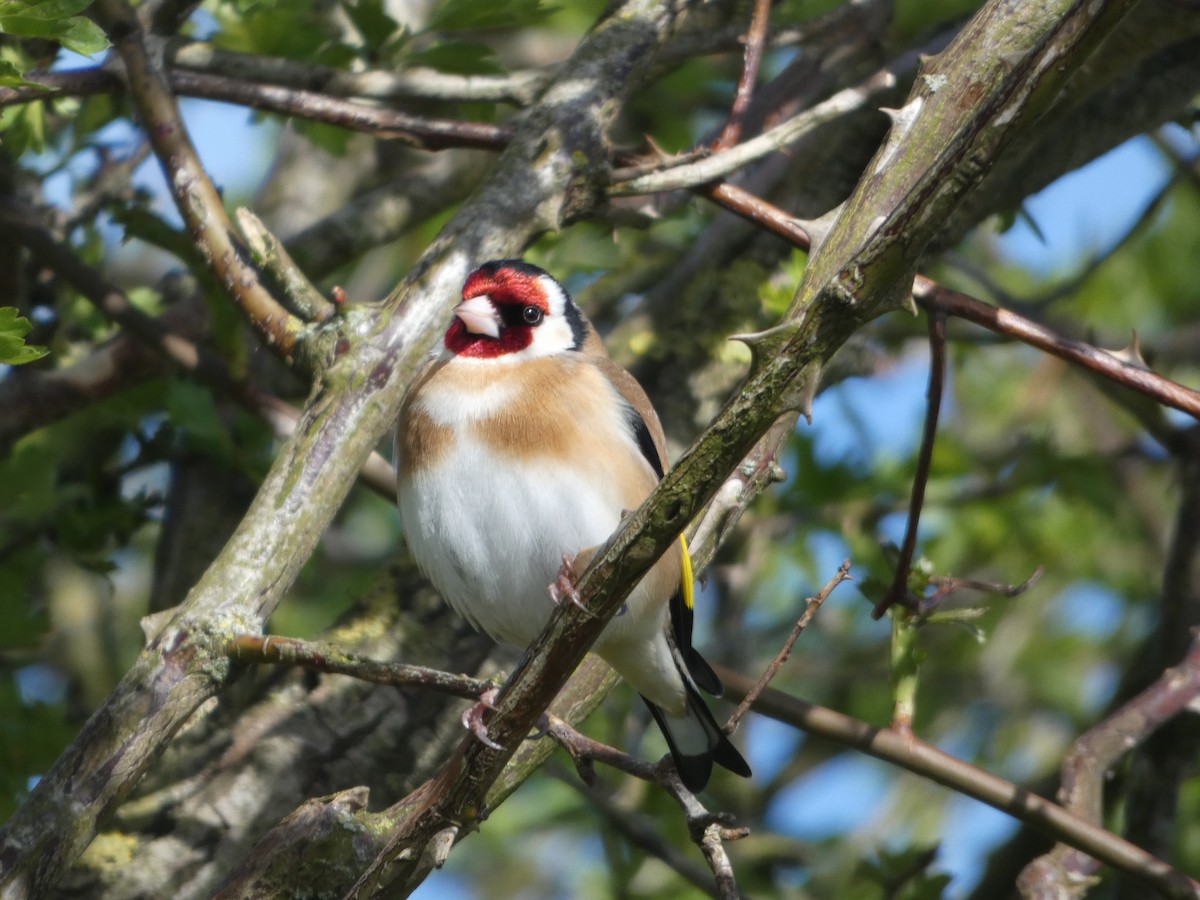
left=395, top=259, right=750, bottom=792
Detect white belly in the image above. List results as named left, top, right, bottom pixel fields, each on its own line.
left=399, top=433, right=622, bottom=647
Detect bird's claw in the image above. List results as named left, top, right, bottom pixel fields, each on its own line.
left=462, top=686, right=504, bottom=750
left=526, top=711, right=551, bottom=741
left=549, top=555, right=597, bottom=619
left=548, top=554, right=628, bottom=617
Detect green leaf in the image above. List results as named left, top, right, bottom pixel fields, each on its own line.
left=51, top=15, right=108, bottom=55
left=427, top=0, right=556, bottom=31
left=343, top=0, right=404, bottom=57
left=0, top=307, right=49, bottom=365
left=165, top=380, right=237, bottom=463
left=405, top=41, right=504, bottom=75
left=0, top=57, right=34, bottom=87
left=0, top=100, right=47, bottom=155
left=0, top=0, right=94, bottom=19
left=0, top=14, right=109, bottom=57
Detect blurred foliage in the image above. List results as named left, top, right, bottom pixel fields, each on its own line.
left=0, top=0, right=1198, bottom=897
left=0, top=307, right=48, bottom=364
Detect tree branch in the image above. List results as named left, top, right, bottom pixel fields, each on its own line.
left=225, top=634, right=488, bottom=701
left=718, top=670, right=1200, bottom=899
left=711, top=0, right=771, bottom=151
left=94, top=0, right=306, bottom=359
left=728, top=560, right=852, bottom=730
left=1018, top=631, right=1200, bottom=897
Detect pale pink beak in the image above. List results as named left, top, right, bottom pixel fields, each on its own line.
left=454, top=295, right=501, bottom=338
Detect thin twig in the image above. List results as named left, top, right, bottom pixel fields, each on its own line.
left=226, top=634, right=489, bottom=701
left=699, top=182, right=816, bottom=246
left=712, top=0, right=772, bottom=151
left=168, top=69, right=512, bottom=150
left=167, top=40, right=547, bottom=105
left=698, top=182, right=1200, bottom=423
left=912, top=275, right=1200, bottom=420
left=925, top=566, right=1043, bottom=608
left=547, top=765, right=720, bottom=898
left=874, top=310, right=947, bottom=619
left=728, top=560, right=852, bottom=730
left=611, top=65, right=897, bottom=195
left=236, top=207, right=336, bottom=323
left=546, top=716, right=748, bottom=898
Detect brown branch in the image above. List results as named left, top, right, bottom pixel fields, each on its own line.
left=717, top=669, right=1200, bottom=899
left=0, top=65, right=516, bottom=150
left=226, top=634, right=489, bottom=701
left=728, top=560, right=852, bottom=730
left=1018, top=632, right=1200, bottom=896
left=166, top=39, right=547, bottom=105
left=611, top=63, right=899, bottom=195
left=93, top=0, right=305, bottom=358
left=874, top=310, right=948, bottom=618
left=712, top=0, right=771, bottom=151
left=0, top=68, right=118, bottom=108
left=547, top=766, right=721, bottom=898
left=913, top=276, right=1200, bottom=421
left=26, top=7, right=1194, bottom=433
left=926, top=567, right=1043, bottom=607
left=698, top=182, right=1200, bottom=425
left=168, top=69, right=512, bottom=150
left=547, top=717, right=748, bottom=899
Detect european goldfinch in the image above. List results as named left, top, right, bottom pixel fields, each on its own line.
left=395, top=259, right=750, bottom=791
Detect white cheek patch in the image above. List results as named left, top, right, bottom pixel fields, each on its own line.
left=520, top=317, right=576, bottom=359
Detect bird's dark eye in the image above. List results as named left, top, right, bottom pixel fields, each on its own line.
left=522, top=305, right=544, bottom=325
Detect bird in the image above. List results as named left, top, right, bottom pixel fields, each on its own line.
left=394, top=259, right=750, bottom=792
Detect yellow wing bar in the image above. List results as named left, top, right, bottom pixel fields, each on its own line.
left=679, top=535, right=695, bottom=611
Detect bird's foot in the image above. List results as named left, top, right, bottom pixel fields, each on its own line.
left=548, top=555, right=628, bottom=618
left=461, top=686, right=503, bottom=750
left=548, top=555, right=597, bottom=619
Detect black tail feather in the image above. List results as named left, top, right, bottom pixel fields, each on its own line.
left=642, top=684, right=751, bottom=793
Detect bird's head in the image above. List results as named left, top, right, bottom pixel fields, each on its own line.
left=445, top=260, right=588, bottom=360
